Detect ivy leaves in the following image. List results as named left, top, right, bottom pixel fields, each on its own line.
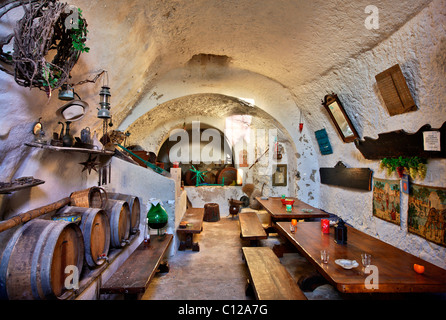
left=40, top=7, right=89, bottom=90
left=70, top=8, right=90, bottom=53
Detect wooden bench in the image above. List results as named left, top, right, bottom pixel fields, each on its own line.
left=177, top=208, right=204, bottom=251
left=242, top=247, right=307, bottom=300
left=239, top=211, right=267, bottom=246
left=100, top=234, right=173, bottom=299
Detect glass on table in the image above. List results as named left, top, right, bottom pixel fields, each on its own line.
left=361, top=253, right=372, bottom=267
left=320, top=249, right=329, bottom=264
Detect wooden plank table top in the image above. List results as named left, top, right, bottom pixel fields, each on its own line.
left=100, top=234, right=173, bottom=295
left=177, top=208, right=204, bottom=234
left=239, top=212, right=268, bottom=241
left=256, top=197, right=329, bottom=220
left=242, top=247, right=307, bottom=300
left=276, top=222, right=446, bottom=294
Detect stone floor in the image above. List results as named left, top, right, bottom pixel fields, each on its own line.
left=141, top=214, right=342, bottom=300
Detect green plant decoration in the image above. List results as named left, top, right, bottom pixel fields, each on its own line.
left=380, top=156, right=427, bottom=180
left=40, top=8, right=90, bottom=90
left=70, top=8, right=90, bottom=54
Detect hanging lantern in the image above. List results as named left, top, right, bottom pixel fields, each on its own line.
left=97, top=85, right=111, bottom=119
left=58, top=84, right=75, bottom=101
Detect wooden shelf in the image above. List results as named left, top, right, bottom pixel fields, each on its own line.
left=0, top=177, right=45, bottom=194
left=25, top=142, right=114, bottom=156
left=354, top=122, right=446, bottom=160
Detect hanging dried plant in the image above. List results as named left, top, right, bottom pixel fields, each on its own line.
left=0, top=0, right=89, bottom=97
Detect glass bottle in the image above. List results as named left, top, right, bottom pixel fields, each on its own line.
left=147, top=201, right=168, bottom=235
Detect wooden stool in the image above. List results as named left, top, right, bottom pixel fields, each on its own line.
left=204, top=203, right=220, bottom=222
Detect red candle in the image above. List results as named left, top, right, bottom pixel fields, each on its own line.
left=321, top=219, right=329, bottom=234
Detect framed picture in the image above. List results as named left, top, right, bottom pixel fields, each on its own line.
left=372, top=178, right=401, bottom=225
left=322, top=93, right=359, bottom=143
left=408, top=183, right=446, bottom=247
left=272, top=165, right=287, bottom=186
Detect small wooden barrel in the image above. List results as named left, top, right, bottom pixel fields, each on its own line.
left=217, top=167, right=238, bottom=185
left=203, top=171, right=217, bottom=184
left=0, top=219, right=84, bottom=300
left=108, top=193, right=141, bottom=234
left=70, top=187, right=108, bottom=209
left=56, top=206, right=110, bottom=268
left=184, top=170, right=197, bottom=186
left=204, top=203, right=220, bottom=222
left=104, top=200, right=130, bottom=248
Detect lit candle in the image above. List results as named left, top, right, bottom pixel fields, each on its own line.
left=290, top=219, right=297, bottom=233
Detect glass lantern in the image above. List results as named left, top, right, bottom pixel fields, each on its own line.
left=97, top=86, right=111, bottom=119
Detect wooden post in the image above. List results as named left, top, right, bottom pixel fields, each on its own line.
left=0, top=197, right=71, bottom=233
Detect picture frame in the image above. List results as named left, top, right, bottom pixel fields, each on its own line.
left=272, top=164, right=287, bottom=186
left=322, top=93, right=359, bottom=143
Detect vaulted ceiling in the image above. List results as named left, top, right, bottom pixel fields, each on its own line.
left=67, top=0, right=432, bottom=129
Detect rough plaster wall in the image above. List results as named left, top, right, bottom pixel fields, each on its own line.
left=111, top=0, right=432, bottom=128
left=294, top=0, right=446, bottom=268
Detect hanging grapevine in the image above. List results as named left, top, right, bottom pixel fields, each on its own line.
left=380, top=156, right=427, bottom=180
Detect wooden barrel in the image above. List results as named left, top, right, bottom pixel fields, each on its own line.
left=104, top=200, right=130, bottom=248
left=217, top=167, right=239, bottom=185
left=70, top=187, right=108, bottom=209
left=108, top=193, right=141, bottom=234
left=203, top=171, right=217, bottom=184
left=184, top=170, right=197, bottom=186
left=0, top=219, right=84, bottom=300
left=204, top=203, right=220, bottom=222
left=55, top=206, right=110, bottom=268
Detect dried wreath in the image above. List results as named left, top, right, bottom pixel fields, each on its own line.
left=0, top=0, right=89, bottom=97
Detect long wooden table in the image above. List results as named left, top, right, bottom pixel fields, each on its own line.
left=276, top=221, right=446, bottom=294
left=256, top=197, right=329, bottom=221
left=177, top=208, right=204, bottom=251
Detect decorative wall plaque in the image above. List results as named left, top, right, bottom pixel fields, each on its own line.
left=375, top=64, right=417, bottom=116
left=320, top=161, right=373, bottom=191
left=355, top=122, right=446, bottom=160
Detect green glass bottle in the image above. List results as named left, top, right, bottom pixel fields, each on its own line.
left=147, top=202, right=168, bottom=230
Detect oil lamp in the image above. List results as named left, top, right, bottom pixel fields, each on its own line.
left=97, top=85, right=111, bottom=119
left=58, top=84, right=75, bottom=101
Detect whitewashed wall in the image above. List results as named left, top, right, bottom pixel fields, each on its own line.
left=295, top=0, right=446, bottom=268
left=89, top=157, right=183, bottom=256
